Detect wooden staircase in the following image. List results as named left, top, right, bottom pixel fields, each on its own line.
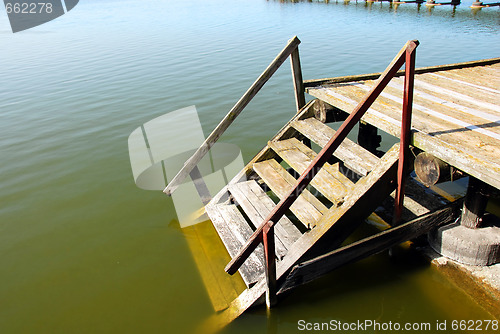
left=161, top=39, right=465, bottom=331
left=205, top=102, right=387, bottom=288
left=199, top=98, right=415, bottom=331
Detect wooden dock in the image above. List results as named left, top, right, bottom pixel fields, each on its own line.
left=305, top=59, right=500, bottom=190
left=162, top=38, right=499, bottom=332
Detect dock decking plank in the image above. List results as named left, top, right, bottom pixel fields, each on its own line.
left=416, top=73, right=500, bottom=107
left=429, top=69, right=500, bottom=93
left=307, top=63, right=500, bottom=189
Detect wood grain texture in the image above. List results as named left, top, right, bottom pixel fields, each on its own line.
left=291, top=117, right=379, bottom=176
left=307, top=62, right=500, bottom=189
left=228, top=180, right=302, bottom=259
left=269, top=138, right=353, bottom=205
left=205, top=204, right=265, bottom=287
left=253, top=159, right=324, bottom=228
left=274, top=144, right=401, bottom=283
left=304, top=57, right=500, bottom=88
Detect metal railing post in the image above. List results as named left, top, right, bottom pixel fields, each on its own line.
left=263, top=221, right=277, bottom=308
left=225, top=40, right=419, bottom=277
left=393, top=41, right=418, bottom=225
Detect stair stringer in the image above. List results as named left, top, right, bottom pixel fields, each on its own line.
left=201, top=144, right=400, bottom=333
left=207, top=100, right=317, bottom=206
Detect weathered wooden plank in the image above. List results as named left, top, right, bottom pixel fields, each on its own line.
left=357, top=80, right=500, bottom=146
left=274, top=144, right=401, bottom=281
left=164, top=36, right=301, bottom=196
left=278, top=200, right=463, bottom=294
left=269, top=138, right=352, bottom=205
left=205, top=204, right=265, bottom=287
left=265, top=159, right=329, bottom=215
left=253, top=159, right=324, bottom=228
left=366, top=80, right=500, bottom=137
left=417, top=72, right=500, bottom=108
left=208, top=100, right=317, bottom=206
left=429, top=65, right=500, bottom=92
left=229, top=181, right=302, bottom=252
left=228, top=182, right=289, bottom=260
left=328, top=78, right=500, bottom=141
left=393, top=77, right=500, bottom=121
left=291, top=117, right=379, bottom=176
left=291, top=47, right=306, bottom=113
left=308, top=83, right=500, bottom=189
left=304, top=57, right=500, bottom=88
left=225, top=41, right=418, bottom=277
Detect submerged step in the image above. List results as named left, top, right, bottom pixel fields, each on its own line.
left=253, top=159, right=326, bottom=229
left=291, top=117, right=379, bottom=176
left=269, top=138, right=353, bottom=206
left=205, top=203, right=265, bottom=287
left=228, top=180, right=303, bottom=259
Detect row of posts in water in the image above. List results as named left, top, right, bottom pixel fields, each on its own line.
left=280, top=0, right=500, bottom=9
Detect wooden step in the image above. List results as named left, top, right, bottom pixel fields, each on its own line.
left=269, top=138, right=353, bottom=206
left=205, top=203, right=265, bottom=287
left=253, top=159, right=327, bottom=229
left=228, top=180, right=303, bottom=259
left=203, top=144, right=402, bottom=330
left=291, top=117, right=379, bottom=176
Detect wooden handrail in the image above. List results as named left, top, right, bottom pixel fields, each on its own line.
left=163, top=36, right=303, bottom=196
left=225, top=40, right=419, bottom=282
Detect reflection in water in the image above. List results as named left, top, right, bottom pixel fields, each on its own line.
left=273, top=0, right=500, bottom=18
left=1, top=0, right=499, bottom=332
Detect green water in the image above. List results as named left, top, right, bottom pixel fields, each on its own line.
left=1, top=0, right=499, bottom=333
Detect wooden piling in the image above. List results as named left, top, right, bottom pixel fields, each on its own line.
left=461, top=177, right=491, bottom=229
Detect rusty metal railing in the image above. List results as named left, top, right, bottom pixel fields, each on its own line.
left=225, top=40, right=419, bottom=307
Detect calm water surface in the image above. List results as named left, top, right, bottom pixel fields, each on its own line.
left=1, top=0, right=499, bottom=333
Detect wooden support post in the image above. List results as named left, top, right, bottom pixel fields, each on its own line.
left=357, top=121, right=381, bottom=155
left=263, top=221, right=277, bottom=308
left=393, top=41, right=418, bottom=225
left=290, top=47, right=306, bottom=114
left=461, top=176, right=490, bottom=229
